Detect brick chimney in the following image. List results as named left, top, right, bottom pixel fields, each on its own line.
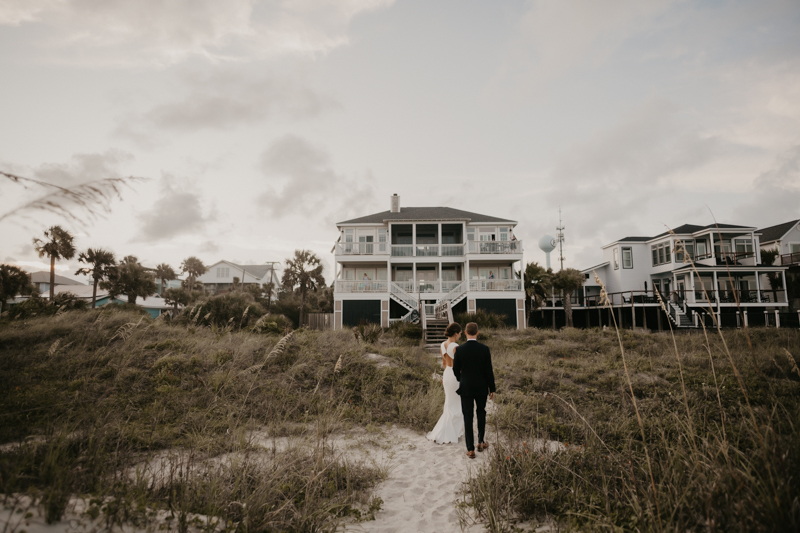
left=390, top=193, right=400, bottom=213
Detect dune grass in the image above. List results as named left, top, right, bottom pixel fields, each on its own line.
left=0, top=306, right=442, bottom=530
left=461, top=326, right=800, bottom=532
left=2, top=306, right=799, bottom=531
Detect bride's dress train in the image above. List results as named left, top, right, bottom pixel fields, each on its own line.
left=427, top=341, right=463, bottom=444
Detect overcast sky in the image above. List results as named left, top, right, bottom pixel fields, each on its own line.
left=2, top=0, right=799, bottom=283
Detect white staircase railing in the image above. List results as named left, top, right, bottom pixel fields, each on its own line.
left=440, top=280, right=467, bottom=306
left=390, top=282, right=418, bottom=311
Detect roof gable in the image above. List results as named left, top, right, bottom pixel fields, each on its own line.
left=758, top=219, right=800, bottom=244
left=337, top=207, right=516, bottom=225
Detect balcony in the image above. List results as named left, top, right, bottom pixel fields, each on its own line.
left=468, top=279, right=522, bottom=291
left=781, top=252, right=800, bottom=266
left=336, top=243, right=388, bottom=256
left=335, top=280, right=388, bottom=293
left=467, top=240, right=522, bottom=255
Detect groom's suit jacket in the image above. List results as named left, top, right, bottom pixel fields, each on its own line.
left=452, top=339, right=496, bottom=397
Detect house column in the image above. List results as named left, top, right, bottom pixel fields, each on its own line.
left=710, top=231, right=716, bottom=261
left=713, top=271, right=720, bottom=314
left=755, top=270, right=762, bottom=302
left=387, top=259, right=391, bottom=292
left=412, top=223, right=417, bottom=257
left=412, top=262, right=417, bottom=293
left=689, top=271, right=695, bottom=303
left=781, top=270, right=787, bottom=303
left=438, top=223, right=442, bottom=256
left=438, top=260, right=442, bottom=293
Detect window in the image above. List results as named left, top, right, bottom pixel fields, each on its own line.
left=790, top=243, right=800, bottom=253
left=216, top=267, right=229, bottom=278
left=467, top=228, right=475, bottom=241
left=651, top=242, right=672, bottom=266
left=378, top=229, right=388, bottom=252
left=499, top=227, right=509, bottom=241
left=622, top=247, right=633, bottom=269
left=613, top=248, right=620, bottom=270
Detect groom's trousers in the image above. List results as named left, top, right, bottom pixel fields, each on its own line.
left=460, top=394, right=487, bottom=452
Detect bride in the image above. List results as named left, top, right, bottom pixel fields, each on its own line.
left=427, top=322, right=464, bottom=444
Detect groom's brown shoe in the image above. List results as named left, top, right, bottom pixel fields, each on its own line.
left=477, top=442, right=489, bottom=452
left=466, top=450, right=476, bottom=459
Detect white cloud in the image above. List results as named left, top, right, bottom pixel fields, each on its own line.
left=134, top=175, right=217, bottom=242
left=257, top=134, right=376, bottom=220
left=1, top=0, right=395, bottom=66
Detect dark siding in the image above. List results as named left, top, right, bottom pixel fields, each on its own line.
left=476, top=299, right=516, bottom=327
left=343, top=300, right=381, bottom=327
left=390, top=299, right=409, bottom=319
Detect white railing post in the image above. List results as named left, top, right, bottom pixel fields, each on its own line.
left=775, top=310, right=780, bottom=328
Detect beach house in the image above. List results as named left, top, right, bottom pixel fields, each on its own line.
left=537, top=223, right=793, bottom=329
left=332, top=194, right=526, bottom=331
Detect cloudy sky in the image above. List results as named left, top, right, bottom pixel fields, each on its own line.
left=2, top=0, right=799, bottom=282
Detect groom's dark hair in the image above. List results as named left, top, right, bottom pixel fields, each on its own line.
left=465, top=322, right=478, bottom=336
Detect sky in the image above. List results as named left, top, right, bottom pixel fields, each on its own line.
left=1, top=0, right=799, bottom=283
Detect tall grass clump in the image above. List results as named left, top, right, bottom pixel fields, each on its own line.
left=455, top=309, right=508, bottom=329
left=459, top=278, right=800, bottom=531
left=0, top=306, right=442, bottom=528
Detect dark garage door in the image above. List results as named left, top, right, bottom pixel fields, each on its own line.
left=476, top=299, right=516, bottom=327
left=342, top=300, right=381, bottom=327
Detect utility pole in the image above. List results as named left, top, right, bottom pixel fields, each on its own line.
left=556, top=207, right=565, bottom=271
left=264, top=261, right=280, bottom=310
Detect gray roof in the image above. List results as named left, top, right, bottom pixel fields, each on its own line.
left=29, top=271, right=84, bottom=285
left=616, top=236, right=651, bottom=242
left=650, top=223, right=753, bottom=240
left=337, top=207, right=516, bottom=225
left=758, top=219, right=799, bottom=244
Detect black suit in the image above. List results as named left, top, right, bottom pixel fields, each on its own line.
left=453, top=339, right=496, bottom=452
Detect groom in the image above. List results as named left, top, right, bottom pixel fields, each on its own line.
left=453, top=322, right=496, bottom=459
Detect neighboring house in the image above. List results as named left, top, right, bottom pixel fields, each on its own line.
left=546, top=223, right=792, bottom=329
left=29, top=271, right=84, bottom=294
left=197, top=261, right=279, bottom=295
left=333, top=194, right=526, bottom=330
left=758, top=219, right=800, bottom=266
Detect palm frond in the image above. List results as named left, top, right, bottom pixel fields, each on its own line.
left=1, top=171, right=148, bottom=229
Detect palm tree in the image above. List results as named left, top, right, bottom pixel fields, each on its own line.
left=180, top=256, right=207, bottom=293
left=552, top=268, right=585, bottom=328
left=75, top=248, right=116, bottom=308
left=154, top=263, right=177, bottom=295
left=521, top=262, right=551, bottom=321
left=101, top=256, right=157, bottom=304
left=281, top=249, right=325, bottom=328
left=0, top=264, right=35, bottom=313
left=32, top=225, right=76, bottom=302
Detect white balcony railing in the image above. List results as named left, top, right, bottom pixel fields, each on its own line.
left=391, top=245, right=414, bottom=257
left=335, top=280, right=388, bottom=293
left=336, top=242, right=388, bottom=256
left=441, top=280, right=462, bottom=292
left=441, top=244, right=464, bottom=256
left=468, top=279, right=522, bottom=291
left=416, top=244, right=439, bottom=257
left=467, top=240, right=522, bottom=255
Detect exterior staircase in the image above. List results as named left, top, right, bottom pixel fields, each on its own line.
left=424, top=318, right=448, bottom=352
left=390, top=282, right=419, bottom=323
left=668, top=302, right=693, bottom=328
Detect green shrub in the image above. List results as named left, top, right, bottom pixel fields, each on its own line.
left=357, top=323, right=383, bottom=343
left=455, top=309, right=507, bottom=329
left=180, top=292, right=266, bottom=329
left=7, top=293, right=88, bottom=320
left=251, top=313, right=293, bottom=334
left=388, top=320, right=422, bottom=340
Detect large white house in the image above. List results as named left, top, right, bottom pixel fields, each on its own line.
left=542, top=223, right=793, bottom=329
left=197, top=260, right=279, bottom=294
left=333, top=194, right=526, bottom=330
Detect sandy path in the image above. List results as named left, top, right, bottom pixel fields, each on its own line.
left=341, top=426, right=487, bottom=533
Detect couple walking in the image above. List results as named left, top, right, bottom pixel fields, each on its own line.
left=426, top=321, right=496, bottom=459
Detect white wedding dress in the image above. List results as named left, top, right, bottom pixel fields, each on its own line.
left=426, top=341, right=464, bottom=444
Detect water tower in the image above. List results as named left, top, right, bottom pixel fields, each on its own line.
left=538, top=235, right=556, bottom=270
